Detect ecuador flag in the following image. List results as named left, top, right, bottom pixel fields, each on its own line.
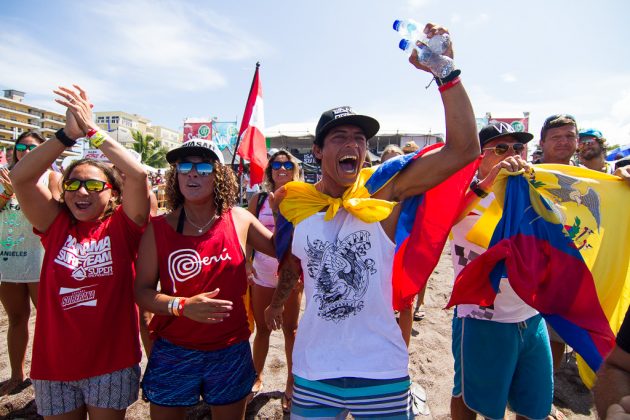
left=448, top=165, right=630, bottom=387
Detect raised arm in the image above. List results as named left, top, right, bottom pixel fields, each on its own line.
left=55, top=85, right=150, bottom=226
left=9, top=118, right=73, bottom=232
left=377, top=23, right=480, bottom=202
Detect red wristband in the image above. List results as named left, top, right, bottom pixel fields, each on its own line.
left=438, top=76, right=461, bottom=93
left=178, top=298, right=187, bottom=316
left=86, top=128, right=98, bottom=138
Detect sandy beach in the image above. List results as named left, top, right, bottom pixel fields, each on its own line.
left=0, top=244, right=597, bottom=419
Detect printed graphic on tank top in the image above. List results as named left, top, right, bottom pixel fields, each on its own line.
left=291, top=210, right=408, bottom=380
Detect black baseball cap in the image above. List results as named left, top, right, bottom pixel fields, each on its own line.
left=314, top=106, right=380, bottom=146
left=166, top=139, right=224, bottom=164
left=479, top=122, right=533, bottom=147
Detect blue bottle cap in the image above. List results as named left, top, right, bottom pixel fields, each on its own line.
left=393, top=20, right=402, bottom=31
left=399, top=39, right=411, bottom=50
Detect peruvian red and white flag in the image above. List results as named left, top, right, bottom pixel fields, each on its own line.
left=237, top=63, right=267, bottom=187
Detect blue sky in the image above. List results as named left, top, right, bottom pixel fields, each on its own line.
left=2, top=0, right=629, bottom=149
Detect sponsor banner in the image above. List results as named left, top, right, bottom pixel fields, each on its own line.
left=83, top=148, right=109, bottom=162
left=212, top=121, right=238, bottom=151
left=476, top=117, right=489, bottom=132
left=302, top=153, right=317, bottom=165
left=183, top=120, right=213, bottom=142
left=489, top=117, right=529, bottom=132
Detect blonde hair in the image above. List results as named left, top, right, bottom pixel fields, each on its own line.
left=263, top=149, right=303, bottom=192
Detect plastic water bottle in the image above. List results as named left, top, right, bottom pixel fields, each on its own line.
left=398, top=39, right=454, bottom=78
left=393, top=19, right=451, bottom=54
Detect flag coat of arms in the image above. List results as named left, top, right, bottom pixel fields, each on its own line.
left=448, top=165, right=630, bottom=387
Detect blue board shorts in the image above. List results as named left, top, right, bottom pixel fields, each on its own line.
left=291, top=375, right=413, bottom=419
left=142, top=338, right=256, bottom=407
left=452, top=314, right=553, bottom=420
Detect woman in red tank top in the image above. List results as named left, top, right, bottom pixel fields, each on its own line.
left=135, top=139, right=275, bottom=420
left=10, top=86, right=150, bottom=419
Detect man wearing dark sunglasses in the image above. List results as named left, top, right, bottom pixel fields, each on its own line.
left=448, top=122, right=558, bottom=419
left=539, top=114, right=579, bottom=165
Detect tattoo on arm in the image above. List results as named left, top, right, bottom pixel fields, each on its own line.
left=270, top=256, right=300, bottom=308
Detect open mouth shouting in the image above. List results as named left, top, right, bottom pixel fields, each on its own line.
left=338, top=155, right=359, bottom=174
left=74, top=200, right=92, bottom=211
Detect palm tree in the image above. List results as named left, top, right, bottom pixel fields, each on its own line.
left=131, top=131, right=168, bottom=168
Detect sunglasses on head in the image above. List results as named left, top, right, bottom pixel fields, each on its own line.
left=271, top=161, right=295, bottom=171
left=15, top=143, right=37, bottom=152
left=63, top=179, right=112, bottom=192
left=176, top=161, right=214, bottom=176
left=483, top=143, right=525, bottom=156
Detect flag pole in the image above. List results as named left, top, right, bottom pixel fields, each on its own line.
left=231, top=61, right=260, bottom=166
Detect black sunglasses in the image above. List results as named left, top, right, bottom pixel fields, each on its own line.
left=63, top=179, right=112, bottom=192
left=176, top=162, right=214, bottom=176
left=271, top=161, right=295, bottom=171
left=483, top=143, right=525, bottom=156
left=15, top=143, right=37, bottom=152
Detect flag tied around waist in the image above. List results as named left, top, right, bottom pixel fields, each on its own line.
left=276, top=144, right=479, bottom=311
left=447, top=165, right=630, bottom=387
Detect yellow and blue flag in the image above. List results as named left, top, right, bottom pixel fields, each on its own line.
left=448, top=165, right=630, bottom=387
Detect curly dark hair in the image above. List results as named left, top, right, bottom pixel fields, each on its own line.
left=164, top=161, right=238, bottom=215
left=60, top=159, right=123, bottom=221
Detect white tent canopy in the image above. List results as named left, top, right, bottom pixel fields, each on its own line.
left=265, top=122, right=439, bottom=139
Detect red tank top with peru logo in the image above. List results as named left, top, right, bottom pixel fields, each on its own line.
left=149, top=209, right=250, bottom=351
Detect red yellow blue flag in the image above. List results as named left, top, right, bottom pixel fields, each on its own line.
left=276, top=144, right=479, bottom=311
left=448, top=165, right=630, bottom=387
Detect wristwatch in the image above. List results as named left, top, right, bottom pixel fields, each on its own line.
left=470, top=179, right=489, bottom=198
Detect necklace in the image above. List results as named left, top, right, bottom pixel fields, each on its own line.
left=183, top=208, right=217, bottom=233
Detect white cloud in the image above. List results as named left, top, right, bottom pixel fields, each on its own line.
left=468, top=72, right=630, bottom=147
left=0, top=0, right=268, bottom=110
left=0, top=31, right=117, bottom=106
left=406, top=0, right=434, bottom=10
left=83, top=0, right=269, bottom=92
left=501, top=72, right=517, bottom=83
left=451, top=13, right=489, bottom=27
